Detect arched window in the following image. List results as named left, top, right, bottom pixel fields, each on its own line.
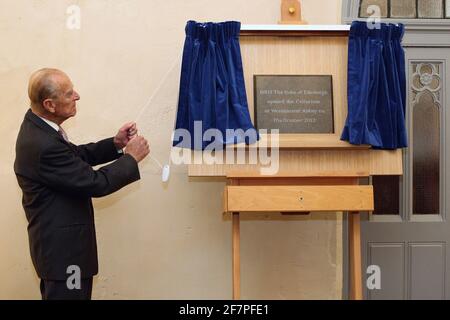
left=411, top=63, right=442, bottom=215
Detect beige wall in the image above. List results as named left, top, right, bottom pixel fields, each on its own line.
left=0, top=0, right=343, bottom=299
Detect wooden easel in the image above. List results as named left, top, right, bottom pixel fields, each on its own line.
left=225, top=174, right=371, bottom=300
left=188, top=25, right=403, bottom=300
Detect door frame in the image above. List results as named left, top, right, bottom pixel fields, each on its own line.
left=341, top=0, right=450, bottom=300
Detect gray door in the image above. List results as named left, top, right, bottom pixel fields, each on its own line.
left=360, top=47, right=450, bottom=300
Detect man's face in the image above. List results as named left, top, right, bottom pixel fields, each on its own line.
left=52, top=74, right=80, bottom=121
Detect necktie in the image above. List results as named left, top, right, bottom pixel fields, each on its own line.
left=58, top=126, right=69, bottom=142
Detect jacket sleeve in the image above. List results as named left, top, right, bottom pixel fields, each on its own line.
left=72, top=137, right=121, bottom=166
left=39, top=141, right=140, bottom=198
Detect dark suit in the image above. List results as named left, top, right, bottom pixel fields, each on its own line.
left=14, top=109, right=140, bottom=298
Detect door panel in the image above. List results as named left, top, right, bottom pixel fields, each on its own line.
left=367, top=243, right=406, bottom=300
left=409, top=243, right=446, bottom=300
left=361, top=47, right=450, bottom=300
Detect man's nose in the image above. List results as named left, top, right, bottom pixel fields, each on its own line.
left=74, top=91, right=80, bottom=100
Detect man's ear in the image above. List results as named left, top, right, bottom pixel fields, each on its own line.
left=42, top=99, right=56, bottom=113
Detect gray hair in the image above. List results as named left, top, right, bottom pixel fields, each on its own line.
left=28, top=68, right=65, bottom=108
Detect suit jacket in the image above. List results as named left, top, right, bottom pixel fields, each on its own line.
left=14, top=109, right=140, bottom=280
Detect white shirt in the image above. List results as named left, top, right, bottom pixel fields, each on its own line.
left=37, top=115, right=70, bottom=142
left=38, top=116, right=59, bottom=132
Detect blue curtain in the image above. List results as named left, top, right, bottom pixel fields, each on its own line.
left=341, top=21, right=408, bottom=150
left=173, top=21, right=259, bottom=150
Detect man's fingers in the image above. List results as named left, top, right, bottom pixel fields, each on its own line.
left=129, top=123, right=137, bottom=132
left=126, top=123, right=138, bottom=136
left=129, top=134, right=139, bottom=141
left=120, top=122, right=136, bottom=132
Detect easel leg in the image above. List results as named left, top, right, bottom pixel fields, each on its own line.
left=349, top=212, right=363, bottom=300
left=232, top=212, right=240, bottom=300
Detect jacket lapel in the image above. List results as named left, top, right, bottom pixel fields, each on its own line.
left=25, top=109, right=78, bottom=153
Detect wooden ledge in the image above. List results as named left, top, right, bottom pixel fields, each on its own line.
left=234, top=134, right=371, bottom=150
left=240, top=24, right=350, bottom=37
left=224, top=185, right=374, bottom=213
left=226, top=171, right=370, bottom=179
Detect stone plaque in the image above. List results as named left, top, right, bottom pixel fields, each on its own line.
left=254, top=75, right=334, bottom=133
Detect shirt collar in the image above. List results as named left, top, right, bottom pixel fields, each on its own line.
left=37, top=115, right=60, bottom=132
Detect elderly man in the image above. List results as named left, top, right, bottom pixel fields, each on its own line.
left=14, top=68, right=150, bottom=300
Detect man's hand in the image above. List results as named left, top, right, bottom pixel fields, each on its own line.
left=125, top=136, right=150, bottom=163
left=114, top=122, right=138, bottom=150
